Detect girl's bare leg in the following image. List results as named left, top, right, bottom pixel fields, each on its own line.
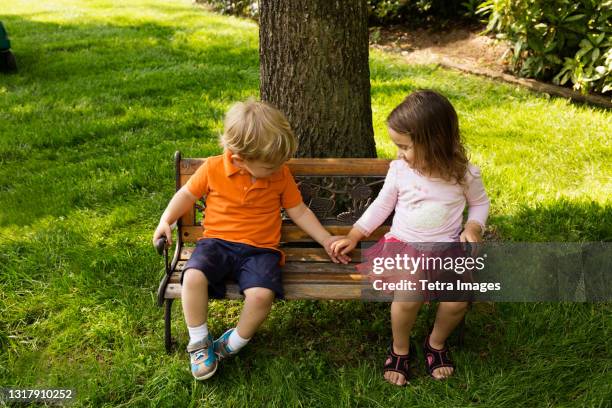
left=384, top=299, right=422, bottom=386
left=428, top=301, right=469, bottom=379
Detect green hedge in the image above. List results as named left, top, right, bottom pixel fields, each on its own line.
left=367, top=0, right=474, bottom=25
left=197, top=0, right=474, bottom=24
left=197, top=0, right=257, bottom=18
left=478, top=0, right=612, bottom=94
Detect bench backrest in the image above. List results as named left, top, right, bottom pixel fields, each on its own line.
left=173, top=152, right=392, bottom=247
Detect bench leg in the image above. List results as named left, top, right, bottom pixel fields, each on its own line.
left=165, top=299, right=174, bottom=353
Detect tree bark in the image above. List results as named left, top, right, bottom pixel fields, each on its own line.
left=259, top=0, right=376, bottom=158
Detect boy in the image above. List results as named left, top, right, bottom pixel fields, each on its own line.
left=152, top=99, right=346, bottom=380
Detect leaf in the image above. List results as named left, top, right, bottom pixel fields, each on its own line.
left=514, top=39, right=524, bottom=55
left=544, top=40, right=557, bottom=53
left=563, top=14, right=585, bottom=22
left=563, top=71, right=573, bottom=84
left=476, top=1, right=493, bottom=17
left=553, top=58, right=576, bottom=85
left=560, top=71, right=572, bottom=84
left=576, top=45, right=593, bottom=60
left=534, top=23, right=547, bottom=31
left=528, top=35, right=545, bottom=53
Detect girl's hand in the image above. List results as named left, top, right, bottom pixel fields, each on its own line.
left=153, top=221, right=173, bottom=247
left=460, top=222, right=483, bottom=256
left=330, top=237, right=358, bottom=257
left=323, top=236, right=352, bottom=264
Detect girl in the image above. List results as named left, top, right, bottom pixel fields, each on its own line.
left=331, top=90, right=489, bottom=386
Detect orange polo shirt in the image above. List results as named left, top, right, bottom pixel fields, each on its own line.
left=185, top=150, right=303, bottom=256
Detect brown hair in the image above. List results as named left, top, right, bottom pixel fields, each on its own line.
left=221, top=99, right=297, bottom=166
left=386, top=90, right=469, bottom=184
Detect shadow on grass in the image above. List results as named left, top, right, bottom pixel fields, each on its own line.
left=494, top=198, right=612, bottom=242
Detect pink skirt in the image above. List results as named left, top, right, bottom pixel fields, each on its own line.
left=356, top=235, right=474, bottom=302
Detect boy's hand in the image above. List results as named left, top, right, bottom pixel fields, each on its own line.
left=460, top=222, right=483, bottom=257
left=153, top=221, right=173, bottom=247
left=330, top=237, right=358, bottom=258
left=323, top=236, right=352, bottom=264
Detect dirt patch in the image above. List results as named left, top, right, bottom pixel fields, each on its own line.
left=370, top=24, right=510, bottom=73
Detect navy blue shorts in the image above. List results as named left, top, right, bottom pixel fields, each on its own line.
left=181, top=238, right=283, bottom=299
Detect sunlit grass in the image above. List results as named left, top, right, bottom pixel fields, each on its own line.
left=0, top=1, right=610, bottom=406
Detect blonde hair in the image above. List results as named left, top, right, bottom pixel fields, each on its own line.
left=220, top=99, right=297, bottom=166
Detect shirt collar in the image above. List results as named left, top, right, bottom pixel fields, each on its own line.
left=223, top=149, right=283, bottom=188
left=223, top=150, right=241, bottom=177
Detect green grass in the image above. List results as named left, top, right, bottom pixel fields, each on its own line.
left=1, top=0, right=611, bottom=406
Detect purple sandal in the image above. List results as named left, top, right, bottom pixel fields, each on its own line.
left=423, top=334, right=454, bottom=379
left=383, top=344, right=410, bottom=385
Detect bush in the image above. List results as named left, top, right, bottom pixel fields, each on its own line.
left=198, top=1, right=474, bottom=25
left=478, top=0, right=612, bottom=94
left=197, top=0, right=258, bottom=19
left=367, top=0, right=475, bottom=25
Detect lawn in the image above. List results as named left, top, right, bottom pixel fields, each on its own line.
left=1, top=0, right=610, bottom=407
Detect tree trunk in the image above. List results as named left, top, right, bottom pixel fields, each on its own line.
left=259, top=0, right=376, bottom=158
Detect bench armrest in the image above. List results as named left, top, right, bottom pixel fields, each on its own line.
left=155, top=236, right=172, bottom=278
left=154, top=236, right=167, bottom=255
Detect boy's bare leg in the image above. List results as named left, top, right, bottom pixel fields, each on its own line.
left=182, top=268, right=218, bottom=380
left=235, top=287, right=275, bottom=339
left=428, top=301, right=469, bottom=379
left=181, top=268, right=209, bottom=327
left=385, top=299, right=422, bottom=386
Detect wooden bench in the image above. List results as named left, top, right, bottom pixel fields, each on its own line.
left=155, top=151, right=392, bottom=352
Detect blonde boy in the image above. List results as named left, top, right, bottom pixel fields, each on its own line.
left=152, top=100, right=346, bottom=380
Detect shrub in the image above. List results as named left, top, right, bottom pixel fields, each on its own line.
left=197, top=0, right=258, bottom=19
left=197, top=1, right=473, bottom=25
left=478, top=0, right=612, bottom=94
left=367, top=0, right=473, bottom=25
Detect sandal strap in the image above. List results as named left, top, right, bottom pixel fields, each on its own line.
left=383, top=344, right=410, bottom=380
left=423, top=335, right=454, bottom=376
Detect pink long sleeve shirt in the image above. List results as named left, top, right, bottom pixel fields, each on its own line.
left=354, top=160, right=490, bottom=243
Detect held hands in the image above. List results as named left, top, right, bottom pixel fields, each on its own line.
left=330, top=236, right=358, bottom=259
left=323, top=236, right=352, bottom=264
left=460, top=221, right=483, bottom=257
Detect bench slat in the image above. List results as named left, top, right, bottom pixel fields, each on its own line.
left=179, top=158, right=390, bottom=177
left=168, top=271, right=364, bottom=285
left=165, top=283, right=364, bottom=300
left=178, top=246, right=363, bottom=262
left=179, top=225, right=389, bottom=243
left=170, top=261, right=361, bottom=279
